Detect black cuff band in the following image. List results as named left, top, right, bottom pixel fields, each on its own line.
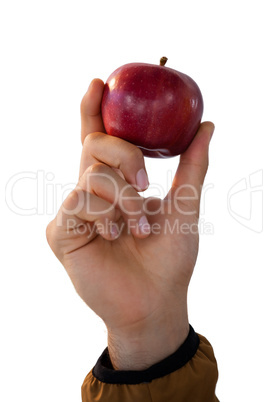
left=92, top=325, right=200, bottom=385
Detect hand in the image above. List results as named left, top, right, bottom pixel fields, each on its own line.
left=46, top=79, right=214, bottom=370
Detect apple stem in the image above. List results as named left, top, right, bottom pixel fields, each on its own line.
left=160, top=57, right=168, bottom=66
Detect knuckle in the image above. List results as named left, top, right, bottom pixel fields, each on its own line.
left=80, top=93, right=88, bottom=114
left=46, top=220, right=65, bottom=261
left=65, top=189, right=81, bottom=210
left=83, top=133, right=92, bottom=149
left=80, top=163, right=108, bottom=192
left=83, top=132, right=99, bottom=149
left=46, top=220, right=56, bottom=249
left=127, top=146, right=144, bottom=162
left=117, top=146, right=144, bottom=175
left=87, top=162, right=107, bottom=175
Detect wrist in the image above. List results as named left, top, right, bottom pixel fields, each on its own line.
left=107, top=308, right=189, bottom=371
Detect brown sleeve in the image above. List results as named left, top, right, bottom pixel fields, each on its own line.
left=81, top=325, right=219, bottom=402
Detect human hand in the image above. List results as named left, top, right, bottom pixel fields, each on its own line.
left=46, top=79, right=214, bottom=370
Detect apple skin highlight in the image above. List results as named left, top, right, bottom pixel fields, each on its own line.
left=101, top=60, right=203, bottom=158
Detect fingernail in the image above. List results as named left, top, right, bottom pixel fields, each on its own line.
left=110, top=223, right=119, bottom=239
left=136, top=168, right=149, bottom=190
left=138, top=215, right=151, bottom=235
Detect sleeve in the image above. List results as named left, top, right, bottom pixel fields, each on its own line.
left=81, top=325, right=219, bottom=402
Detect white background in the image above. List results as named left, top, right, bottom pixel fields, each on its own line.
left=1, top=0, right=267, bottom=401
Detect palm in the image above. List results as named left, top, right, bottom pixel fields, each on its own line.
left=63, top=196, right=198, bottom=331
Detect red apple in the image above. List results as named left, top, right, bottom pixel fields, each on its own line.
left=101, top=57, right=203, bottom=158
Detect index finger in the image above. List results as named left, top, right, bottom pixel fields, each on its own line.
left=80, top=79, right=106, bottom=144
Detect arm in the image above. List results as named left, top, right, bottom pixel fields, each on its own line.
left=46, top=79, right=219, bottom=401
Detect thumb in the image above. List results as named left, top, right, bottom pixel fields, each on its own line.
left=166, top=121, right=215, bottom=210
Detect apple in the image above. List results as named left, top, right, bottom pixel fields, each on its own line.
left=101, top=57, right=203, bottom=158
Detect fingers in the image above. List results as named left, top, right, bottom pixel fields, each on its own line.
left=78, top=163, right=151, bottom=238
left=78, top=78, right=150, bottom=241
left=46, top=190, right=116, bottom=260
left=59, top=187, right=119, bottom=241
left=80, top=79, right=106, bottom=144
left=79, top=132, right=149, bottom=191
left=166, top=121, right=215, bottom=214
left=50, top=162, right=151, bottom=252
